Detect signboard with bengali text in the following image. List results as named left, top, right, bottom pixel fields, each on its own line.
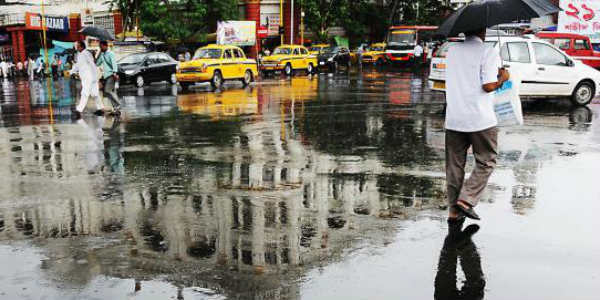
left=217, top=21, right=256, bottom=46
left=558, top=0, right=600, bottom=42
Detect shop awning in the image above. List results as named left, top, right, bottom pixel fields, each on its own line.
left=52, top=40, right=74, bottom=50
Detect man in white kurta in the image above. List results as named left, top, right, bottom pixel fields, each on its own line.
left=71, top=41, right=103, bottom=117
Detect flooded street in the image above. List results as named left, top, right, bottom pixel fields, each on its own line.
left=0, top=70, right=599, bottom=300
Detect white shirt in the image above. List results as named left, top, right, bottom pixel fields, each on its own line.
left=414, top=44, right=423, bottom=57
left=445, top=36, right=501, bottom=132
left=71, top=49, right=98, bottom=83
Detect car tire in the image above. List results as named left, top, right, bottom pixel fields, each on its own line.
left=180, top=82, right=192, bottom=91
left=211, top=70, right=224, bottom=90
left=284, top=63, right=293, bottom=77
left=571, top=81, right=594, bottom=106
left=307, top=63, right=314, bottom=75
left=241, top=70, right=253, bottom=86
left=170, top=73, right=177, bottom=84
left=135, top=75, right=144, bottom=88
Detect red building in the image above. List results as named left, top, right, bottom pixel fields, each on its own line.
left=240, top=0, right=301, bottom=56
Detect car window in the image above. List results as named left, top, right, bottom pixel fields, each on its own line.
left=574, top=39, right=590, bottom=50
left=500, top=42, right=531, bottom=63
left=533, top=43, right=569, bottom=66
left=232, top=49, right=242, bottom=58
left=293, top=48, right=300, bottom=55
left=300, top=48, right=308, bottom=55
left=147, top=54, right=159, bottom=65
left=224, top=49, right=233, bottom=59
left=159, top=53, right=172, bottom=62
left=236, top=49, right=245, bottom=58
left=552, top=39, right=571, bottom=51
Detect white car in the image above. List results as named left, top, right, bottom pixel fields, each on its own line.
left=429, top=36, right=600, bottom=105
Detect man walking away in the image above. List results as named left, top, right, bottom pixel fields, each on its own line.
left=0, top=60, right=7, bottom=79
left=445, top=28, right=509, bottom=221
left=414, top=43, right=424, bottom=66
left=96, top=41, right=121, bottom=114
left=71, top=40, right=104, bottom=119
left=27, top=57, right=34, bottom=81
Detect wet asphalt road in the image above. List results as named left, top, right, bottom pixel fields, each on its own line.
left=0, top=69, right=599, bottom=300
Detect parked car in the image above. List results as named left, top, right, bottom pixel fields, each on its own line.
left=260, top=45, right=317, bottom=77
left=361, top=43, right=387, bottom=65
left=308, top=44, right=331, bottom=55
left=535, top=32, right=600, bottom=69
left=176, top=44, right=258, bottom=90
left=117, top=52, right=178, bottom=88
left=317, top=46, right=352, bottom=71
left=428, top=36, right=600, bottom=106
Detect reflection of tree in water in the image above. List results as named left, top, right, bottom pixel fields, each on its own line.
left=300, top=101, right=438, bottom=168
left=125, top=112, right=243, bottom=148
left=377, top=174, right=442, bottom=207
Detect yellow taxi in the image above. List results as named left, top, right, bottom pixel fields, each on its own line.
left=176, top=44, right=258, bottom=90
left=308, top=44, right=331, bottom=55
left=260, top=45, right=318, bottom=77
left=361, top=43, right=387, bottom=65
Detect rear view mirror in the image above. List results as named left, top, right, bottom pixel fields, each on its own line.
left=567, top=59, right=575, bottom=67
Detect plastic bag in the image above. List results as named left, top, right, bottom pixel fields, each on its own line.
left=493, top=74, right=523, bottom=126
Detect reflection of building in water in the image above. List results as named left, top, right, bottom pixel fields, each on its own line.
left=0, top=78, right=445, bottom=299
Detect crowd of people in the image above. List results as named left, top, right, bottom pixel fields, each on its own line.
left=0, top=54, right=75, bottom=80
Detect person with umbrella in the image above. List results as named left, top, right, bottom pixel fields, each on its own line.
left=439, top=0, right=559, bottom=221
left=96, top=40, right=121, bottom=114
left=71, top=40, right=104, bottom=119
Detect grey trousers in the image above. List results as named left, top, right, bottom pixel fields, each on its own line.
left=445, top=127, right=498, bottom=208
left=102, top=76, right=121, bottom=109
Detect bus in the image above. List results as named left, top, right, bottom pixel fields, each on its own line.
left=385, top=25, right=438, bottom=64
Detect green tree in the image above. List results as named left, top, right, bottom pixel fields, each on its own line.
left=138, top=0, right=239, bottom=43
left=105, top=0, right=141, bottom=36
left=302, top=0, right=346, bottom=42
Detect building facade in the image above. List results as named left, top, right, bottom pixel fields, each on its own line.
left=0, top=0, right=122, bottom=63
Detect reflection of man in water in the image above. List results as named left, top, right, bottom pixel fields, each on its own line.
left=434, top=220, right=485, bottom=300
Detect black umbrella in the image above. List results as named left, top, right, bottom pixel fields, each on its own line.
left=437, top=0, right=559, bottom=37
left=79, top=26, right=114, bottom=41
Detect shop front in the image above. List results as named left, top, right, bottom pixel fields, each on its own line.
left=5, top=12, right=82, bottom=63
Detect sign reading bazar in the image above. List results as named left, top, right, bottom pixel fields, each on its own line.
left=558, top=0, right=600, bottom=42
left=25, top=12, right=69, bottom=32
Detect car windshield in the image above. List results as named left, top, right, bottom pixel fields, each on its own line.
left=388, top=30, right=416, bottom=45
left=273, top=48, right=292, bottom=55
left=324, top=47, right=339, bottom=54
left=118, top=53, right=146, bottom=65
left=371, top=46, right=384, bottom=51
left=194, top=48, right=222, bottom=59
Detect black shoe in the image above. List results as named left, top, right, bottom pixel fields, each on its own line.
left=455, top=203, right=481, bottom=220
left=72, top=111, right=82, bottom=119
left=94, top=109, right=105, bottom=116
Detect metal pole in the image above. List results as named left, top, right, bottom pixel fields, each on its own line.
left=301, top=9, right=304, bottom=45
left=280, top=0, right=284, bottom=44
left=291, top=0, right=294, bottom=44
left=40, top=0, right=53, bottom=122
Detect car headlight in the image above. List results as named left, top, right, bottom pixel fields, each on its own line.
left=124, top=69, right=136, bottom=75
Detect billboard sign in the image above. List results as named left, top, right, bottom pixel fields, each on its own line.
left=558, top=0, right=600, bottom=42
left=25, top=12, right=69, bottom=32
left=217, top=21, right=256, bottom=46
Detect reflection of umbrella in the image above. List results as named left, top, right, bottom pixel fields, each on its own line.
left=437, top=0, right=559, bottom=37
left=80, top=26, right=114, bottom=41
